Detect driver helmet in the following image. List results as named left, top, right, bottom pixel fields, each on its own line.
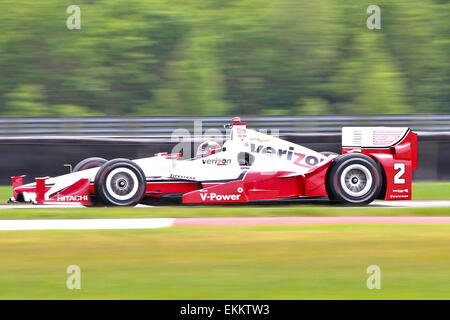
left=196, top=141, right=221, bottom=158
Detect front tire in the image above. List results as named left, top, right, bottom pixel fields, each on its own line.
left=94, top=159, right=146, bottom=206
left=73, top=157, right=108, bottom=206
left=326, top=153, right=382, bottom=205
left=73, top=157, right=107, bottom=172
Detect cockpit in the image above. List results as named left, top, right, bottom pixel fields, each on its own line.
left=196, top=140, right=222, bottom=158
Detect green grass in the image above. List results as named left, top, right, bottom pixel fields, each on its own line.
left=0, top=206, right=450, bottom=220
left=0, top=224, right=449, bottom=299
left=1, top=186, right=13, bottom=203
left=0, top=183, right=448, bottom=299
left=413, top=182, right=450, bottom=200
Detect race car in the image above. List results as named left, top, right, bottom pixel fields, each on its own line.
left=9, top=117, right=417, bottom=206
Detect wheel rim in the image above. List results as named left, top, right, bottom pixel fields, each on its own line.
left=105, top=168, right=139, bottom=201
left=340, top=164, right=373, bottom=197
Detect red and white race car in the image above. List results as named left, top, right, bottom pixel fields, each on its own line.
left=9, top=117, right=417, bottom=206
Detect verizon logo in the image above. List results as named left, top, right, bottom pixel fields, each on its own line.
left=202, top=158, right=231, bottom=165
left=250, top=143, right=321, bottom=167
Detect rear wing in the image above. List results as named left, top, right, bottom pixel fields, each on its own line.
left=342, top=127, right=418, bottom=200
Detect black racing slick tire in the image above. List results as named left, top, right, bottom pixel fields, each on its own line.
left=73, top=157, right=107, bottom=172
left=73, top=157, right=107, bottom=207
left=94, top=158, right=146, bottom=206
left=326, top=153, right=382, bottom=205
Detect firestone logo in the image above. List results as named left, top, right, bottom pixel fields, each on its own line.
left=200, top=187, right=244, bottom=201
left=57, top=195, right=88, bottom=201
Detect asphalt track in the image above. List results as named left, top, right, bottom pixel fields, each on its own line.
left=0, top=216, right=449, bottom=231
left=0, top=200, right=449, bottom=230
left=1, top=200, right=450, bottom=209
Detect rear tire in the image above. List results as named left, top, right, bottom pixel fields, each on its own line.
left=94, top=158, right=146, bottom=206
left=320, top=151, right=337, bottom=157
left=73, top=157, right=107, bottom=172
left=326, top=153, right=381, bottom=205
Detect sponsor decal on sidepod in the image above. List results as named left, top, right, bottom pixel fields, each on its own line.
left=200, top=187, right=244, bottom=201
left=250, top=143, right=322, bottom=167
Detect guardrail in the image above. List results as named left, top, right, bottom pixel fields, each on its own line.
left=1, top=115, right=450, bottom=136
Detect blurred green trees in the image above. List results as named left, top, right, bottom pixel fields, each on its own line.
left=0, top=0, right=448, bottom=116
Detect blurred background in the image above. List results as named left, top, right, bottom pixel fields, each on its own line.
left=0, top=1, right=449, bottom=301
left=0, top=0, right=448, bottom=117
left=0, top=0, right=449, bottom=183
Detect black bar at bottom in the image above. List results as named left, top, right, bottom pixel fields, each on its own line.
left=0, top=300, right=447, bottom=318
